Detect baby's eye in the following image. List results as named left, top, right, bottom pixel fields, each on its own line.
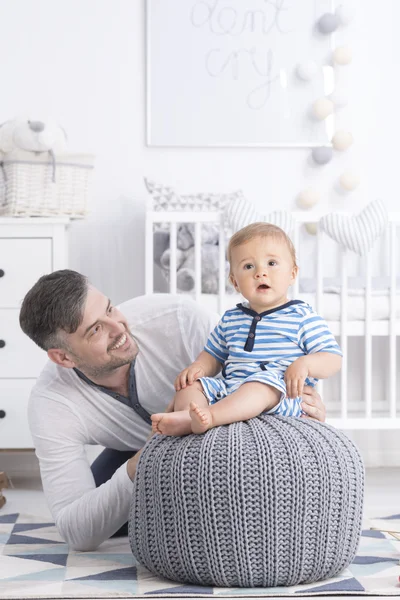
left=107, top=305, right=114, bottom=314
left=268, top=260, right=277, bottom=266
left=244, top=263, right=254, bottom=270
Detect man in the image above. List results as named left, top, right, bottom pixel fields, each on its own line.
left=20, top=270, right=326, bottom=551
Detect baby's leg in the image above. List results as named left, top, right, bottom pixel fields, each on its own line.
left=190, top=381, right=280, bottom=434
left=151, top=381, right=208, bottom=436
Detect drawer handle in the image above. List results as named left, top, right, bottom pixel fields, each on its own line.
left=0, top=340, right=5, bottom=349
left=0, top=269, right=4, bottom=278
left=0, top=410, right=5, bottom=419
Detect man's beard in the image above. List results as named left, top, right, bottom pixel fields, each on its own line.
left=69, top=332, right=139, bottom=380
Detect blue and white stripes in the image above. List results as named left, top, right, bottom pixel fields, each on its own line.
left=200, top=300, right=342, bottom=412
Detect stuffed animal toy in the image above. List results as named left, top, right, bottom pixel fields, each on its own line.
left=0, top=118, right=68, bottom=183
left=0, top=118, right=67, bottom=154
left=154, top=224, right=232, bottom=294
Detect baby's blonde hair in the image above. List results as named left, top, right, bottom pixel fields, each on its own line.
left=227, top=222, right=298, bottom=274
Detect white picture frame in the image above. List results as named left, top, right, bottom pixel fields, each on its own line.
left=146, top=0, right=336, bottom=148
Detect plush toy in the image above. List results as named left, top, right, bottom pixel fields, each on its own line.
left=0, top=118, right=68, bottom=183
left=0, top=118, right=67, bottom=154
left=154, top=224, right=232, bottom=294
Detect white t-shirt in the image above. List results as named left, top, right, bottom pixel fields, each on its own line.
left=28, top=293, right=218, bottom=551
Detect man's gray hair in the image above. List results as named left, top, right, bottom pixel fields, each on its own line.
left=19, top=269, right=89, bottom=351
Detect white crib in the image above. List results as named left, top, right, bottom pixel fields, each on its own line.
left=145, top=209, right=400, bottom=431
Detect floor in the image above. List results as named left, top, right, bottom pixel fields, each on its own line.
left=1, top=468, right=399, bottom=600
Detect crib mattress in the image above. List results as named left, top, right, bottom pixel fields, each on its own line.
left=197, top=292, right=400, bottom=322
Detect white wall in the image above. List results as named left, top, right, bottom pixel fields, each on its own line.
left=1, top=0, right=399, bottom=303
left=1, top=0, right=399, bottom=465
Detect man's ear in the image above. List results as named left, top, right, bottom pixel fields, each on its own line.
left=47, top=348, right=76, bottom=369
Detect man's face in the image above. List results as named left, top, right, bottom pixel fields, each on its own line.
left=60, top=286, right=138, bottom=379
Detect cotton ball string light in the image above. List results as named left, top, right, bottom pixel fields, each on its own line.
left=311, top=146, right=333, bottom=165
left=297, top=188, right=320, bottom=209
left=336, top=4, right=354, bottom=25
left=296, top=60, right=318, bottom=82
left=333, top=46, right=353, bottom=65
left=305, top=223, right=318, bottom=235
left=313, top=98, right=334, bottom=120
left=332, top=130, right=354, bottom=151
left=317, top=13, right=340, bottom=34
left=330, top=90, right=348, bottom=108
left=339, top=171, right=360, bottom=191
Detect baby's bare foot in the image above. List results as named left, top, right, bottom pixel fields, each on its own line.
left=150, top=411, right=192, bottom=436
left=189, top=402, right=213, bottom=434
left=151, top=413, right=163, bottom=435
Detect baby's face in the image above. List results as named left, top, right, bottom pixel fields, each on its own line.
left=229, top=236, right=297, bottom=313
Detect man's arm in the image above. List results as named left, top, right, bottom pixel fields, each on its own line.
left=29, top=394, right=135, bottom=551
left=178, top=297, right=220, bottom=362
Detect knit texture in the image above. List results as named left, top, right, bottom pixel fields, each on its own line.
left=129, top=416, right=364, bottom=587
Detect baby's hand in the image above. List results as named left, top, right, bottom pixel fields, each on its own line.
left=175, top=362, right=205, bottom=391
left=284, top=357, right=309, bottom=399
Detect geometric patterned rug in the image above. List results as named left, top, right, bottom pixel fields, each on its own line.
left=0, top=513, right=399, bottom=598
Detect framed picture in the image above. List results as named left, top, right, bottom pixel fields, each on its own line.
left=146, top=0, right=335, bottom=147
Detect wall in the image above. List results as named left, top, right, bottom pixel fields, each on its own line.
left=0, top=0, right=399, bottom=466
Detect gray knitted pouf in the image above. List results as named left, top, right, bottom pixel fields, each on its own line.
left=129, top=416, right=364, bottom=587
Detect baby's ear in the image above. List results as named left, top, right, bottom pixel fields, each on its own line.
left=291, top=265, right=299, bottom=282
left=229, top=273, right=239, bottom=291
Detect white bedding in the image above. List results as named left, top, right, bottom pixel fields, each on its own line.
left=196, top=291, right=400, bottom=321
left=298, top=293, right=399, bottom=321
left=299, top=276, right=400, bottom=297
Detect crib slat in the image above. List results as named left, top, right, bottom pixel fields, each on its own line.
left=316, top=227, right=324, bottom=399
left=218, top=216, right=226, bottom=314
left=365, top=252, right=372, bottom=419
left=145, top=212, right=154, bottom=294
left=389, top=222, right=397, bottom=418
left=316, top=228, right=324, bottom=316
left=194, top=221, right=202, bottom=302
left=340, top=250, right=348, bottom=419
left=169, top=222, right=177, bottom=294
left=292, top=224, right=299, bottom=299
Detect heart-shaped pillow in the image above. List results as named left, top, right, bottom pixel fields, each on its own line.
left=319, top=199, right=388, bottom=256
left=224, top=195, right=295, bottom=235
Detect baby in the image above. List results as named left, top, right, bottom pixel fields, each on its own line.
left=151, top=222, right=342, bottom=436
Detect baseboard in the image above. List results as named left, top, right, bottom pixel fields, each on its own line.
left=0, top=450, right=40, bottom=479
left=0, top=445, right=104, bottom=479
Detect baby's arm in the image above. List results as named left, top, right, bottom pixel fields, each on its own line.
left=285, top=308, right=343, bottom=399
left=175, top=350, right=222, bottom=391
left=300, top=352, right=342, bottom=378
left=285, top=353, right=342, bottom=400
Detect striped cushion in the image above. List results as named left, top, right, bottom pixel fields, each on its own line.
left=224, top=195, right=295, bottom=235
left=319, top=199, right=388, bottom=256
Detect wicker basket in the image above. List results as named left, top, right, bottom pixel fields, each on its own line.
left=0, top=150, right=95, bottom=217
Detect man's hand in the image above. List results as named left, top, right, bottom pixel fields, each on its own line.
left=174, top=362, right=205, bottom=391
left=300, top=386, right=326, bottom=422
left=284, top=356, right=309, bottom=399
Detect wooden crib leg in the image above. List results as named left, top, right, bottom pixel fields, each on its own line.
left=0, top=471, right=9, bottom=508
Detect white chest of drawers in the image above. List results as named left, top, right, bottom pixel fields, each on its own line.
left=0, top=218, right=69, bottom=448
